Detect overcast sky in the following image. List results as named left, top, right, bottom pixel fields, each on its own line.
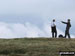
left=0, top=0, right=75, bottom=38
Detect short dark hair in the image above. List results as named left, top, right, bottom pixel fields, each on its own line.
left=68, top=19, right=70, bottom=21
left=53, top=19, right=55, bottom=22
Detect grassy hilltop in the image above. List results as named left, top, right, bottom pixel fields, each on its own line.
left=0, top=38, right=75, bottom=56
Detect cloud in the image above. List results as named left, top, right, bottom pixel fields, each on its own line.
left=0, top=0, right=75, bottom=15
left=0, top=22, right=46, bottom=39
left=0, top=22, right=74, bottom=39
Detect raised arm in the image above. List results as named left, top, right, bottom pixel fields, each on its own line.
left=61, top=21, right=67, bottom=24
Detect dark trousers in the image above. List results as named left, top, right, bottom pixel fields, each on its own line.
left=52, top=31, right=57, bottom=38
left=65, top=30, right=70, bottom=38
left=51, top=27, right=57, bottom=38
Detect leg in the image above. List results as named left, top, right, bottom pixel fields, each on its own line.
left=68, top=33, right=70, bottom=38
left=65, top=31, right=67, bottom=38
left=55, top=31, right=57, bottom=38
left=68, top=31, right=71, bottom=38
left=52, top=32, right=54, bottom=38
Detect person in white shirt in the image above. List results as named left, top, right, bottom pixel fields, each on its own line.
left=51, top=19, right=57, bottom=38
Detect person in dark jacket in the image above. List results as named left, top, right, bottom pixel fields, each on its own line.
left=51, top=19, right=57, bottom=38
left=61, top=19, right=71, bottom=38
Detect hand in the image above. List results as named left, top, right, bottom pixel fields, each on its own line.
left=61, top=21, right=63, bottom=23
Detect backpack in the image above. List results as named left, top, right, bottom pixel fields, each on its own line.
left=58, top=34, right=64, bottom=38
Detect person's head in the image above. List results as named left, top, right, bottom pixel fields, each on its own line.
left=53, top=19, right=55, bottom=22
left=68, top=19, right=70, bottom=22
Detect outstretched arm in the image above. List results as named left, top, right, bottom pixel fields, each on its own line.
left=61, top=21, right=67, bottom=24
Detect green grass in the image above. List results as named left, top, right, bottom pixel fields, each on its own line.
left=0, top=38, right=75, bottom=56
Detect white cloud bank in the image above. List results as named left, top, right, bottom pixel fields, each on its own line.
left=0, top=22, right=74, bottom=39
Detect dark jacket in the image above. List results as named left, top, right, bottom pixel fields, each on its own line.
left=62, top=21, right=71, bottom=31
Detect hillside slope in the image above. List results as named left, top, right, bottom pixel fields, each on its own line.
left=0, top=38, right=75, bottom=56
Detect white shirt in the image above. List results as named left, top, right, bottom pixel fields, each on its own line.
left=51, top=22, right=56, bottom=27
